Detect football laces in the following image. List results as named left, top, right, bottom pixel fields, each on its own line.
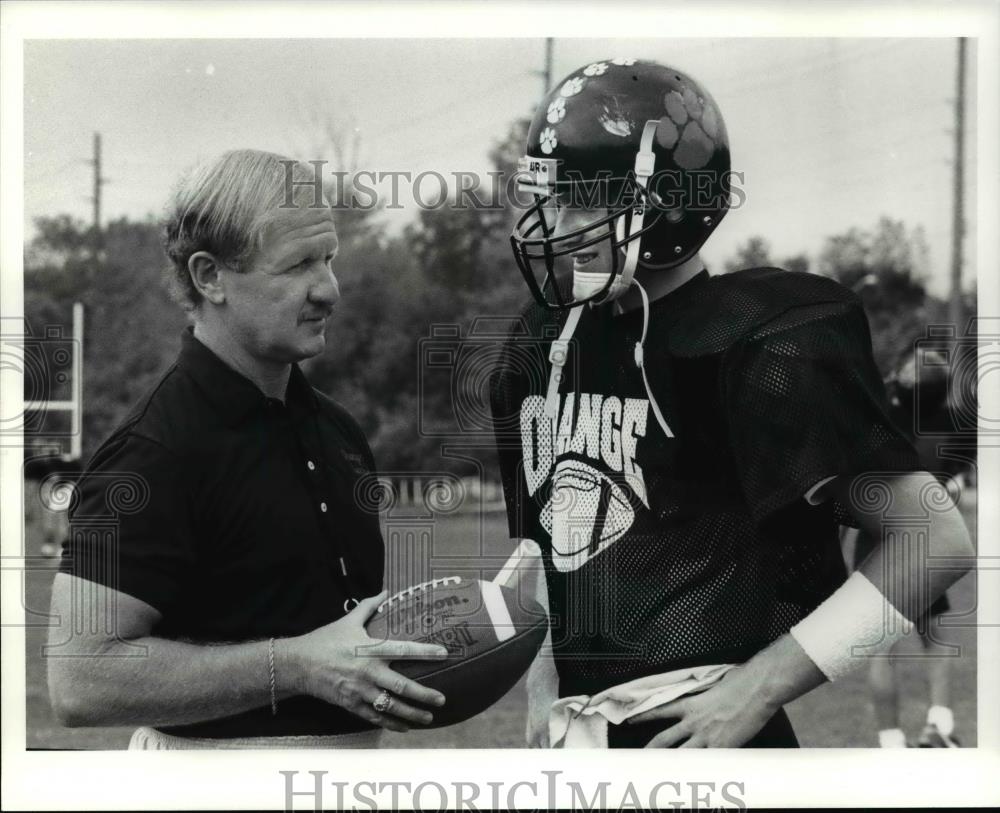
left=377, top=576, right=463, bottom=613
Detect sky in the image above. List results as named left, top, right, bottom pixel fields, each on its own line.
left=23, top=36, right=975, bottom=296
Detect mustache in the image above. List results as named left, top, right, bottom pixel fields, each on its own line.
left=300, top=308, right=334, bottom=321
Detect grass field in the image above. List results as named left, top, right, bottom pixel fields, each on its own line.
left=23, top=494, right=977, bottom=749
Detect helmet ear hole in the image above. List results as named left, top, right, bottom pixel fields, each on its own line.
left=665, top=208, right=684, bottom=224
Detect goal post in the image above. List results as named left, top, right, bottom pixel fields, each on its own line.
left=17, top=302, right=84, bottom=463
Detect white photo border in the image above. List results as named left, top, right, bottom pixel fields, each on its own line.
left=2, top=1, right=998, bottom=809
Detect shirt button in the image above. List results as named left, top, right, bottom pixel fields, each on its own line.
left=320, top=502, right=328, bottom=512
left=307, top=461, right=316, bottom=471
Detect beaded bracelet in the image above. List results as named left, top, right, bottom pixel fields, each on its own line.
left=268, top=637, right=277, bottom=716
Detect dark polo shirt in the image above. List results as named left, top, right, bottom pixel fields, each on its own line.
left=60, top=329, right=384, bottom=737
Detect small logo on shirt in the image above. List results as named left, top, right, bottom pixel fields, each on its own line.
left=343, top=452, right=369, bottom=475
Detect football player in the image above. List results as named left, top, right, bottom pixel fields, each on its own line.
left=489, top=59, right=975, bottom=748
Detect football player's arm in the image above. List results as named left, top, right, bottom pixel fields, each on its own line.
left=47, top=575, right=447, bottom=730
left=523, top=560, right=557, bottom=748
left=490, top=345, right=555, bottom=743
left=495, top=538, right=557, bottom=747
left=832, top=470, right=974, bottom=621
left=630, top=470, right=974, bottom=747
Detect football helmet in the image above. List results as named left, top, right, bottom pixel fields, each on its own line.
left=511, top=59, right=732, bottom=310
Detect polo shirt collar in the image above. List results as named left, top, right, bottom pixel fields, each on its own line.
left=178, top=328, right=319, bottom=425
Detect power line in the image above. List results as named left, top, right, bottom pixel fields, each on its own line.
left=369, top=72, right=534, bottom=150
left=24, top=157, right=82, bottom=183
left=367, top=40, right=550, bottom=164
left=716, top=39, right=920, bottom=100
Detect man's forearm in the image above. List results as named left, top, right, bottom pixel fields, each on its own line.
left=737, top=633, right=828, bottom=712
left=526, top=632, right=557, bottom=695
left=524, top=628, right=558, bottom=746
left=50, top=634, right=303, bottom=728
left=857, top=496, right=973, bottom=621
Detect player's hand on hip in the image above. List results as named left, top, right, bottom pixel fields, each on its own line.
left=281, top=591, right=448, bottom=732
left=627, top=665, right=779, bottom=748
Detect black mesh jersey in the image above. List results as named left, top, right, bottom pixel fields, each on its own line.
left=890, top=395, right=973, bottom=481
left=490, top=268, right=919, bottom=697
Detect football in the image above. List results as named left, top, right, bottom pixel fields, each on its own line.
left=364, top=575, right=548, bottom=728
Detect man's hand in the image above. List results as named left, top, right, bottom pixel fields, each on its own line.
left=281, top=592, right=449, bottom=732
left=627, top=664, right=780, bottom=748
left=629, top=635, right=825, bottom=748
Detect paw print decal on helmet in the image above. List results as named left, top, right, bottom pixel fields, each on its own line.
left=560, top=77, right=585, bottom=97
left=674, top=121, right=713, bottom=169
left=655, top=116, right=679, bottom=150
left=611, top=57, right=637, bottom=66
left=663, top=91, right=689, bottom=125
left=662, top=84, right=724, bottom=169
left=539, top=127, right=558, bottom=154
left=583, top=62, right=608, bottom=77
left=547, top=97, right=566, bottom=124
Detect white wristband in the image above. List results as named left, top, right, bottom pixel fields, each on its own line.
left=789, top=571, right=911, bottom=681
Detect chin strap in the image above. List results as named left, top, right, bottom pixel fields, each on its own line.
left=631, top=279, right=674, bottom=439
left=593, top=118, right=660, bottom=306
left=542, top=282, right=673, bottom=440
left=545, top=304, right=584, bottom=420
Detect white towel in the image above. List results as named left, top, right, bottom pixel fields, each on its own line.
left=549, top=664, right=734, bottom=748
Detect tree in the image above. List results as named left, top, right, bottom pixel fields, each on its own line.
left=297, top=106, right=384, bottom=248
left=783, top=254, right=810, bottom=275
left=24, top=216, right=187, bottom=460
left=817, top=217, right=938, bottom=376
left=724, top=236, right=774, bottom=273
left=358, top=116, right=534, bottom=473
left=406, top=204, right=504, bottom=295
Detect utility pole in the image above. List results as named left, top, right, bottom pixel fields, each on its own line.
left=543, top=38, right=553, bottom=93
left=948, top=38, right=966, bottom=329
left=532, top=38, right=553, bottom=96
left=90, top=132, right=106, bottom=256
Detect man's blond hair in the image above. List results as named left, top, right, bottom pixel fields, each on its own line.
left=162, top=149, right=324, bottom=310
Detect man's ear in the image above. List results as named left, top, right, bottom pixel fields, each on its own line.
left=188, top=252, right=226, bottom=305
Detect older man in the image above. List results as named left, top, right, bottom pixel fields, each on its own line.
left=48, top=149, right=446, bottom=749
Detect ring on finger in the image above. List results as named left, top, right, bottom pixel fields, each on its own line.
left=373, top=689, right=393, bottom=714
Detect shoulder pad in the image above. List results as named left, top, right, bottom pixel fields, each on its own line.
left=668, top=267, right=860, bottom=357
